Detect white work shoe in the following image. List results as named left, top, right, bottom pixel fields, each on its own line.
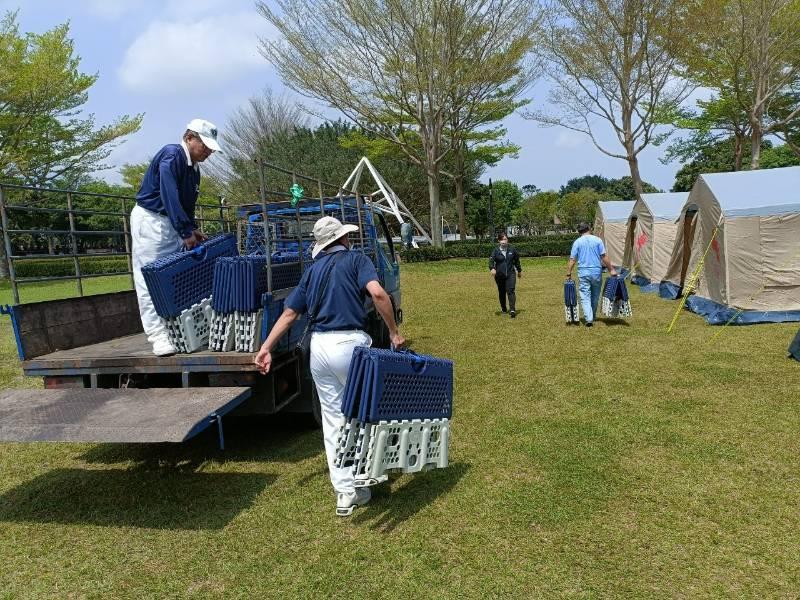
left=152, top=336, right=177, bottom=356
left=336, top=487, right=371, bottom=517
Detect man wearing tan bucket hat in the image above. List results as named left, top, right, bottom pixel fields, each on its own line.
left=255, top=216, right=405, bottom=516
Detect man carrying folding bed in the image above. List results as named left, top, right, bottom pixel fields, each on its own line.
left=566, top=222, right=618, bottom=327
left=254, top=216, right=405, bottom=516
left=131, top=119, right=221, bottom=356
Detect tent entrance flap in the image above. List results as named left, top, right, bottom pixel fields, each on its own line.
left=0, top=387, right=252, bottom=448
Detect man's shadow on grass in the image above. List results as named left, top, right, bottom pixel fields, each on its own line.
left=77, top=414, right=323, bottom=468
left=0, top=416, right=327, bottom=530
left=494, top=309, right=526, bottom=317
left=600, top=318, right=631, bottom=327
left=352, top=462, right=469, bottom=532
left=0, top=467, right=275, bottom=530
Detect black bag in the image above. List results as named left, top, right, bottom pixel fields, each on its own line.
left=294, top=251, right=346, bottom=360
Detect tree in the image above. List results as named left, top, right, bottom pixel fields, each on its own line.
left=120, top=162, right=149, bottom=191
left=760, top=143, right=800, bottom=169
left=0, top=11, right=142, bottom=185
left=465, top=179, right=522, bottom=237
left=446, top=86, right=531, bottom=240
left=205, top=90, right=309, bottom=209
left=258, top=0, right=539, bottom=247
left=340, top=121, right=514, bottom=238
left=677, top=0, right=800, bottom=169
left=513, top=190, right=559, bottom=234
left=671, top=138, right=748, bottom=192
left=449, top=123, right=522, bottom=241
left=521, top=184, right=541, bottom=197
left=525, top=0, right=691, bottom=198
left=560, top=174, right=613, bottom=196
left=209, top=93, right=453, bottom=231
left=0, top=11, right=141, bottom=277
left=491, top=180, right=524, bottom=215
left=604, top=176, right=660, bottom=199
left=670, top=137, right=800, bottom=192
left=204, top=89, right=309, bottom=207
left=659, top=94, right=752, bottom=171
left=771, top=91, right=800, bottom=159
left=558, top=187, right=604, bottom=229
left=560, top=174, right=659, bottom=198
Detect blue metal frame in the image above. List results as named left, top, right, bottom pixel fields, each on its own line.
left=180, top=388, right=252, bottom=448
left=0, top=304, right=25, bottom=360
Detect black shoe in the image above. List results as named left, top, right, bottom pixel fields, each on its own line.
left=585, top=321, right=593, bottom=328
left=501, top=309, right=507, bottom=313
left=510, top=311, right=516, bottom=318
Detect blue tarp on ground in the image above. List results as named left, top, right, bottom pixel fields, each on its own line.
left=659, top=281, right=681, bottom=299
left=789, top=329, right=800, bottom=361
left=631, top=274, right=659, bottom=293
left=685, top=295, right=800, bottom=325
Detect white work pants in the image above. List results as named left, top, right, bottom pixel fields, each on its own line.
left=130, top=205, right=184, bottom=343
left=309, top=329, right=372, bottom=495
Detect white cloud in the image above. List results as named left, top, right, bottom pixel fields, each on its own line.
left=118, top=12, right=276, bottom=95
left=554, top=130, right=585, bottom=149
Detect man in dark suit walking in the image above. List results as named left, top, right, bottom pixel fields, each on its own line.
left=489, top=232, right=522, bottom=317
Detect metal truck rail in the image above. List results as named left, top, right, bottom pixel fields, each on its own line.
left=0, top=160, right=402, bottom=447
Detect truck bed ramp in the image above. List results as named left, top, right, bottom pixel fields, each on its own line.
left=0, top=387, right=251, bottom=448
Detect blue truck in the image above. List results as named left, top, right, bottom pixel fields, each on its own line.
left=0, top=187, right=402, bottom=448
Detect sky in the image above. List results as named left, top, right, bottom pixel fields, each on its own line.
left=5, top=0, right=695, bottom=194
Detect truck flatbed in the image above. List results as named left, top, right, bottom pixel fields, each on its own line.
left=22, top=332, right=259, bottom=372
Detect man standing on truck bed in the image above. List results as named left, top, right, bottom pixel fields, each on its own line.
left=254, top=216, right=405, bottom=517
left=132, top=119, right=221, bottom=356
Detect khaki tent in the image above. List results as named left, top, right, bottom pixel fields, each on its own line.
left=622, top=192, right=689, bottom=288
left=660, top=166, right=800, bottom=324
left=594, top=201, right=635, bottom=268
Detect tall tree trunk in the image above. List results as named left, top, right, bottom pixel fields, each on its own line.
left=733, top=134, right=744, bottom=171
left=455, top=175, right=466, bottom=241
left=626, top=149, right=644, bottom=199
left=427, top=168, right=443, bottom=248
left=750, top=117, right=763, bottom=169
left=622, top=110, right=644, bottom=198
left=455, top=141, right=467, bottom=241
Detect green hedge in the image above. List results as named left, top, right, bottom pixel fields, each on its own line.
left=400, top=235, right=578, bottom=262
left=14, top=256, right=130, bottom=278
left=443, top=234, right=574, bottom=246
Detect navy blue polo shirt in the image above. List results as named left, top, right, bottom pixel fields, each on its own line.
left=286, top=246, right=379, bottom=331
left=136, top=143, right=200, bottom=239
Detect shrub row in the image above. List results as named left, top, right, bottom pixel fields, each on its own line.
left=14, top=256, right=130, bottom=278
left=11, top=234, right=579, bottom=274
left=400, top=235, right=578, bottom=262
left=443, top=234, right=575, bottom=247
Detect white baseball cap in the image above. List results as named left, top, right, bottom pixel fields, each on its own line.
left=311, top=216, right=359, bottom=258
left=186, top=118, right=222, bottom=152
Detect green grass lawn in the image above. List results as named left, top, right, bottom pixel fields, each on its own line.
left=0, top=259, right=798, bottom=597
